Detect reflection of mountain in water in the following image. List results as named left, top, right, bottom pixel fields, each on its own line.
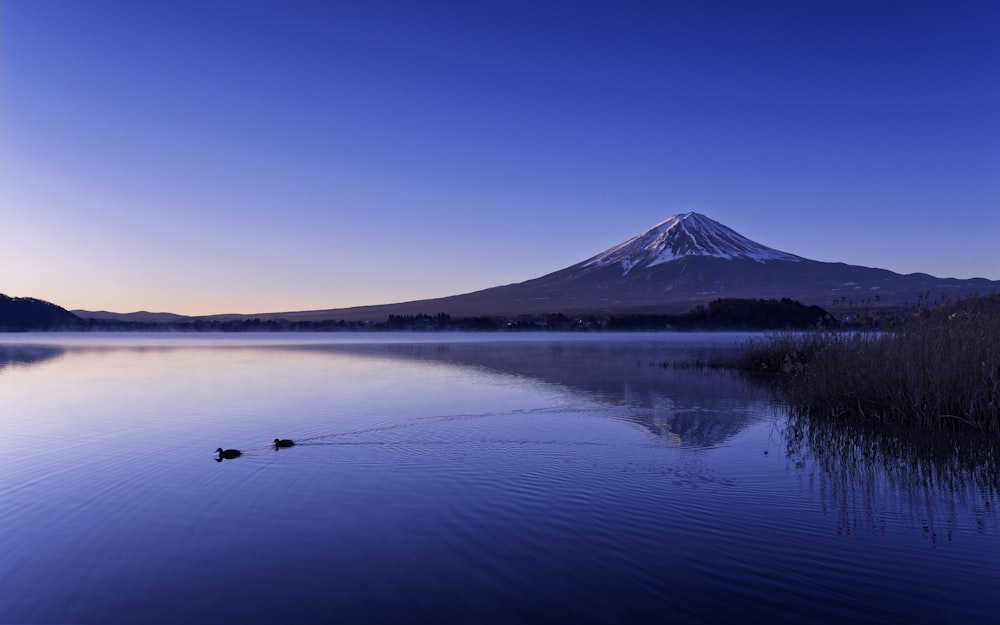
left=0, top=344, right=66, bottom=372
left=299, top=339, right=770, bottom=449
left=0, top=336, right=769, bottom=448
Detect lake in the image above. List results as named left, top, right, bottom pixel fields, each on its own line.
left=1, top=333, right=997, bottom=624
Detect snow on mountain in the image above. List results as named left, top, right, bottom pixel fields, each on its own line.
left=582, top=212, right=802, bottom=275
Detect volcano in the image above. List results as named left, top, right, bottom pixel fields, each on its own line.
left=76, top=212, right=1000, bottom=322
left=385, top=211, right=996, bottom=319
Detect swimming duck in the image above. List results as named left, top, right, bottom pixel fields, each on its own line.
left=273, top=438, right=295, bottom=449
left=216, top=448, right=242, bottom=460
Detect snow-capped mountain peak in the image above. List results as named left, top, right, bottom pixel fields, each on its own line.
left=582, top=212, right=801, bottom=275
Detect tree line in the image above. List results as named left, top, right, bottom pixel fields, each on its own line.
left=2, top=295, right=836, bottom=332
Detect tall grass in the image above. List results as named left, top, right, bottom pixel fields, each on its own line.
left=740, top=309, right=1000, bottom=435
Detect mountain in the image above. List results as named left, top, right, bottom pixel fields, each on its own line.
left=74, top=213, right=1000, bottom=323
left=214, top=212, right=993, bottom=322
left=1, top=294, right=83, bottom=330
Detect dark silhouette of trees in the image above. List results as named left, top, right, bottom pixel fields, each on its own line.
left=680, top=298, right=831, bottom=330
left=0, top=294, right=83, bottom=330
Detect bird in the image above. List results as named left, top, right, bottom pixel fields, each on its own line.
left=216, top=448, right=241, bottom=460
left=273, top=438, right=295, bottom=449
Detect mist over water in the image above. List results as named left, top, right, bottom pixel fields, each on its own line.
left=1, top=333, right=997, bottom=624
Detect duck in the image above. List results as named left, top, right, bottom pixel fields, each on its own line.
left=216, top=448, right=242, bottom=460
left=273, top=438, right=295, bottom=449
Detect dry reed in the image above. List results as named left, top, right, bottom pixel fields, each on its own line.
left=739, top=310, right=1000, bottom=435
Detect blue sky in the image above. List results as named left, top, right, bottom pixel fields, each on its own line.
left=2, top=0, right=997, bottom=315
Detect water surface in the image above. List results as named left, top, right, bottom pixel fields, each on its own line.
left=1, top=333, right=996, bottom=624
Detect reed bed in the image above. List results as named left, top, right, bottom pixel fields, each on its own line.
left=739, top=311, right=1000, bottom=435
left=781, top=410, right=1000, bottom=533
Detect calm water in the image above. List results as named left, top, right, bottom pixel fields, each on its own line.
left=1, top=333, right=997, bottom=624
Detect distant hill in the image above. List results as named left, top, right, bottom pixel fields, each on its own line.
left=72, top=310, right=193, bottom=323
left=0, top=294, right=82, bottom=330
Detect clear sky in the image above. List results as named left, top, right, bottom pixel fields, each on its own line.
left=2, top=0, right=997, bottom=316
